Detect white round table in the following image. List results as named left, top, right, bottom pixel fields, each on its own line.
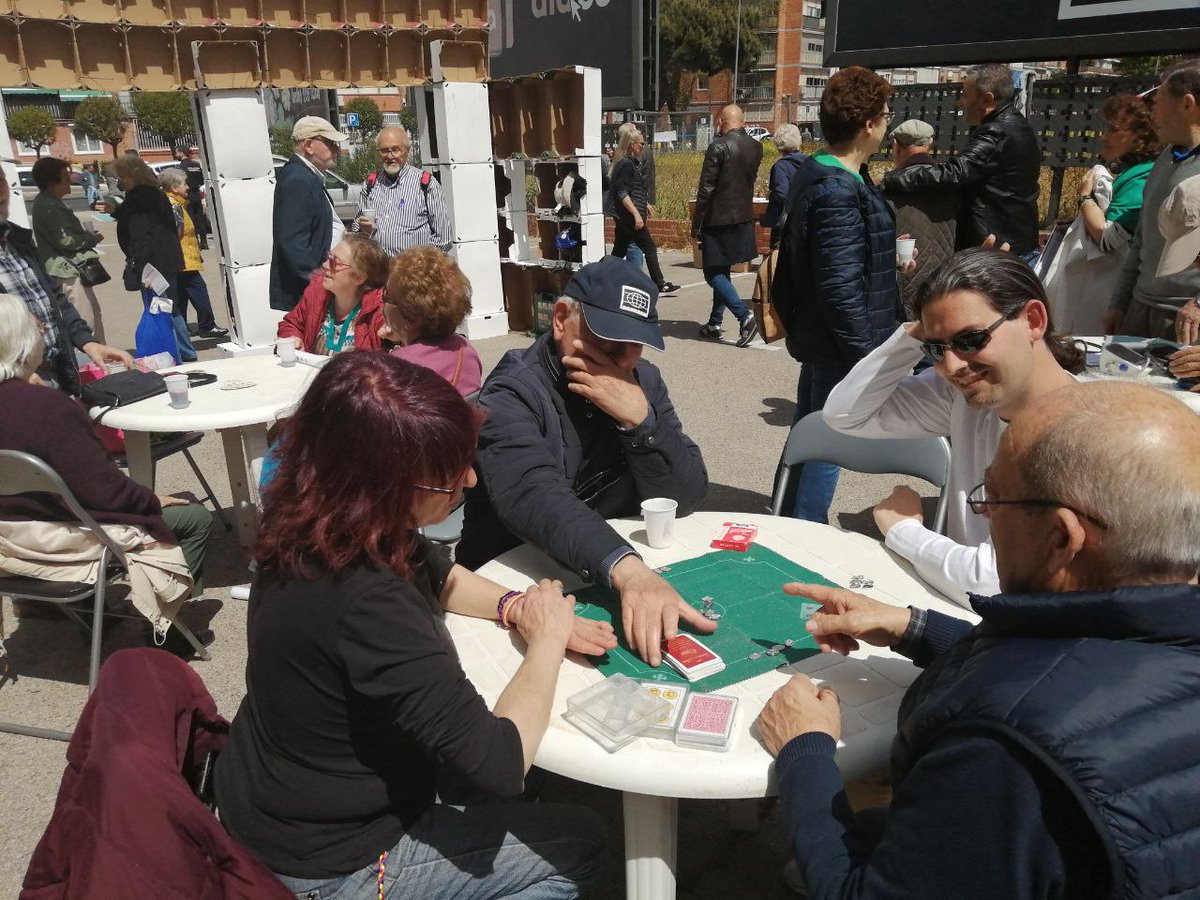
left=88, top=355, right=316, bottom=546
left=1073, top=336, right=1200, bottom=414
left=447, top=511, right=976, bottom=900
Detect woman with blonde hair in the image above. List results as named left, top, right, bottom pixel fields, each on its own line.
left=608, top=129, right=680, bottom=295
left=383, top=246, right=483, bottom=395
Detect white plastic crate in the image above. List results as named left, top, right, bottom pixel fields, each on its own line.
left=438, top=163, right=502, bottom=243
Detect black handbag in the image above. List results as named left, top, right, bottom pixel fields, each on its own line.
left=75, top=257, right=111, bottom=288
left=81, top=369, right=166, bottom=414
left=122, top=257, right=141, bottom=292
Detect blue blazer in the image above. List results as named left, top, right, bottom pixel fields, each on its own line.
left=269, top=155, right=333, bottom=311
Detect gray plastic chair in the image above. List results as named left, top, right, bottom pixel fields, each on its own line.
left=0, top=450, right=211, bottom=743
left=770, top=412, right=953, bottom=534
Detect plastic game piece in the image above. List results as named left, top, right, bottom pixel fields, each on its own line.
left=748, top=652, right=761, bottom=660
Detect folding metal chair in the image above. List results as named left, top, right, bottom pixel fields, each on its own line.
left=111, top=432, right=232, bottom=532
left=770, top=412, right=953, bottom=534
left=0, top=450, right=210, bottom=743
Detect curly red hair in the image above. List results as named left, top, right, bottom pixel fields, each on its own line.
left=1101, top=94, right=1162, bottom=165
left=819, top=66, right=893, bottom=146
left=254, top=352, right=483, bottom=579
left=386, top=247, right=473, bottom=340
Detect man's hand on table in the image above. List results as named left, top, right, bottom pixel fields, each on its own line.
left=1176, top=299, right=1200, bottom=346
left=756, top=674, right=842, bottom=755
left=611, top=555, right=716, bottom=667
left=507, top=581, right=619, bottom=657
left=1169, top=346, right=1200, bottom=391
left=562, top=338, right=649, bottom=429
left=786, top=582, right=912, bottom=655
left=82, top=341, right=135, bottom=371
left=872, top=485, right=924, bottom=537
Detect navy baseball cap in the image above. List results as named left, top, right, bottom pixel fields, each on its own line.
left=563, top=257, right=664, bottom=351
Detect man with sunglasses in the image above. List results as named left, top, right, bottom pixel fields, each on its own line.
left=352, top=127, right=452, bottom=256
left=457, top=257, right=711, bottom=667
left=270, top=116, right=348, bottom=311
left=823, top=249, right=1082, bottom=605
left=758, top=380, right=1200, bottom=900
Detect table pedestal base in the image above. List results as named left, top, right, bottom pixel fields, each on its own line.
left=623, top=792, right=677, bottom=900
left=220, top=425, right=267, bottom=549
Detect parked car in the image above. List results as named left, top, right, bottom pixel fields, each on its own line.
left=15, top=163, right=83, bottom=187
left=745, top=125, right=773, bottom=142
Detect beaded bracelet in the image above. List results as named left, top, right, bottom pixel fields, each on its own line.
left=497, top=590, right=525, bottom=629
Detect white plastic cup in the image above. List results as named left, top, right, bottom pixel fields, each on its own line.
left=641, top=498, right=679, bottom=550
left=163, top=373, right=189, bottom=409
left=276, top=338, right=298, bottom=367
left=896, top=238, right=916, bottom=265
left=360, top=208, right=377, bottom=225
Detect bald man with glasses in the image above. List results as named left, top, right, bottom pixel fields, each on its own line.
left=352, top=127, right=452, bottom=256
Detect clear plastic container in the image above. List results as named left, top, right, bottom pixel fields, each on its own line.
left=564, top=673, right=670, bottom=752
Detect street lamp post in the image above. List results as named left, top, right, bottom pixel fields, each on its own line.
left=732, top=0, right=743, bottom=101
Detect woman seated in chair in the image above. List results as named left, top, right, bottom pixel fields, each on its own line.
left=381, top=246, right=483, bottom=396
left=0, top=294, right=213, bottom=645
left=277, top=234, right=389, bottom=356
left=216, top=352, right=612, bottom=898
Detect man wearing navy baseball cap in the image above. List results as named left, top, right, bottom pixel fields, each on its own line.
left=458, top=256, right=713, bottom=666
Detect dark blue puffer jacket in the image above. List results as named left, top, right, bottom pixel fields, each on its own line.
left=773, top=156, right=901, bottom=367
left=894, top=585, right=1200, bottom=899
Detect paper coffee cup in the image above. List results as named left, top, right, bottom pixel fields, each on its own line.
left=896, top=238, right=916, bottom=265
left=642, top=498, right=679, bottom=550
left=276, top=338, right=298, bottom=366
left=163, top=373, right=189, bottom=409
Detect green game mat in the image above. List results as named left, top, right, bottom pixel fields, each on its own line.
left=572, top=543, right=839, bottom=692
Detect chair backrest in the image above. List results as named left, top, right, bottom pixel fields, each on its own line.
left=0, top=450, right=130, bottom=567
left=770, top=412, right=953, bottom=533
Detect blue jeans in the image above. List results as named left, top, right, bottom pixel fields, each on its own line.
left=274, top=802, right=606, bottom=900
left=785, top=361, right=854, bottom=523
left=704, top=265, right=750, bottom=326
left=176, top=270, right=217, bottom=331
left=623, top=241, right=645, bottom=271
left=172, top=314, right=197, bottom=362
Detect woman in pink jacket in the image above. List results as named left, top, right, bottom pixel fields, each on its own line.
left=382, top=246, right=483, bottom=396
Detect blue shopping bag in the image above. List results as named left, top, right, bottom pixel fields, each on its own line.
left=135, top=291, right=180, bottom=363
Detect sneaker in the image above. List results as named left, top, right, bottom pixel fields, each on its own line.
left=698, top=323, right=723, bottom=340
left=658, top=281, right=681, bottom=296
left=198, top=325, right=229, bottom=337
left=186, top=323, right=200, bottom=336
left=736, top=313, right=759, bottom=347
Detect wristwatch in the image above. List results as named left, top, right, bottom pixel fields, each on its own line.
left=1079, top=193, right=1096, bottom=205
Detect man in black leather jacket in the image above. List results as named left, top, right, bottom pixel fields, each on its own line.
left=692, top=105, right=763, bottom=347
left=883, top=64, right=1041, bottom=259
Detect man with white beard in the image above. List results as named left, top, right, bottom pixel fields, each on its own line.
left=352, top=127, right=453, bottom=255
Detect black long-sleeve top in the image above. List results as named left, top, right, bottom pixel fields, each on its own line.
left=610, top=155, right=649, bottom=220
left=214, top=540, right=525, bottom=879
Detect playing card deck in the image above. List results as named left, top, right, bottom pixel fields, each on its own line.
left=710, top=522, right=758, bottom=552
left=674, top=692, right=738, bottom=752
left=661, top=634, right=726, bottom=681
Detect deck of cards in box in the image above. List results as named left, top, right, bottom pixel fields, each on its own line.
left=564, top=674, right=671, bottom=753
left=661, top=634, right=725, bottom=681
left=674, top=692, right=738, bottom=752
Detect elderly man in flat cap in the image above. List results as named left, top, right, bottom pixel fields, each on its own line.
left=888, top=119, right=959, bottom=312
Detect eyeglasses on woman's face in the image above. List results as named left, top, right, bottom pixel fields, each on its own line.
left=920, top=305, right=1026, bottom=362
left=323, top=252, right=354, bottom=275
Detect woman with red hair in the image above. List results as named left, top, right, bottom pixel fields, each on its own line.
left=216, top=352, right=612, bottom=899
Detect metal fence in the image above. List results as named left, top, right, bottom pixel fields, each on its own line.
left=602, top=110, right=718, bottom=155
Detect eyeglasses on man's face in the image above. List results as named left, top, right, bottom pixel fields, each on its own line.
left=967, top=481, right=1109, bottom=530
left=920, top=305, right=1026, bottom=362
left=377, top=144, right=409, bottom=157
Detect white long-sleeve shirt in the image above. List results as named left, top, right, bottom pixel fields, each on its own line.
left=822, top=325, right=1004, bottom=606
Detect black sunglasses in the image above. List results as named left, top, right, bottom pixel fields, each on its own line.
left=920, top=305, right=1026, bottom=362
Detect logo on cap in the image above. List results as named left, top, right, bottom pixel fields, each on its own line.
left=619, top=285, right=651, bottom=318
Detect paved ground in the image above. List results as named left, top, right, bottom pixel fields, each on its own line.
left=0, top=222, right=924, bottom=897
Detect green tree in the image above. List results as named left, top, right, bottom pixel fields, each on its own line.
left=270, top=123, right=294, bottom=158
left=660, top=0, right=765, bottom=109
left=1114, top=55, right=1181, bottom=78
left=7, top=107, right=57, bottom=158
left=131, top=91, right=194, bottom=156
left=73, top=97, right=130, bottom=159
left=344, top=97, right=384, bottom=136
